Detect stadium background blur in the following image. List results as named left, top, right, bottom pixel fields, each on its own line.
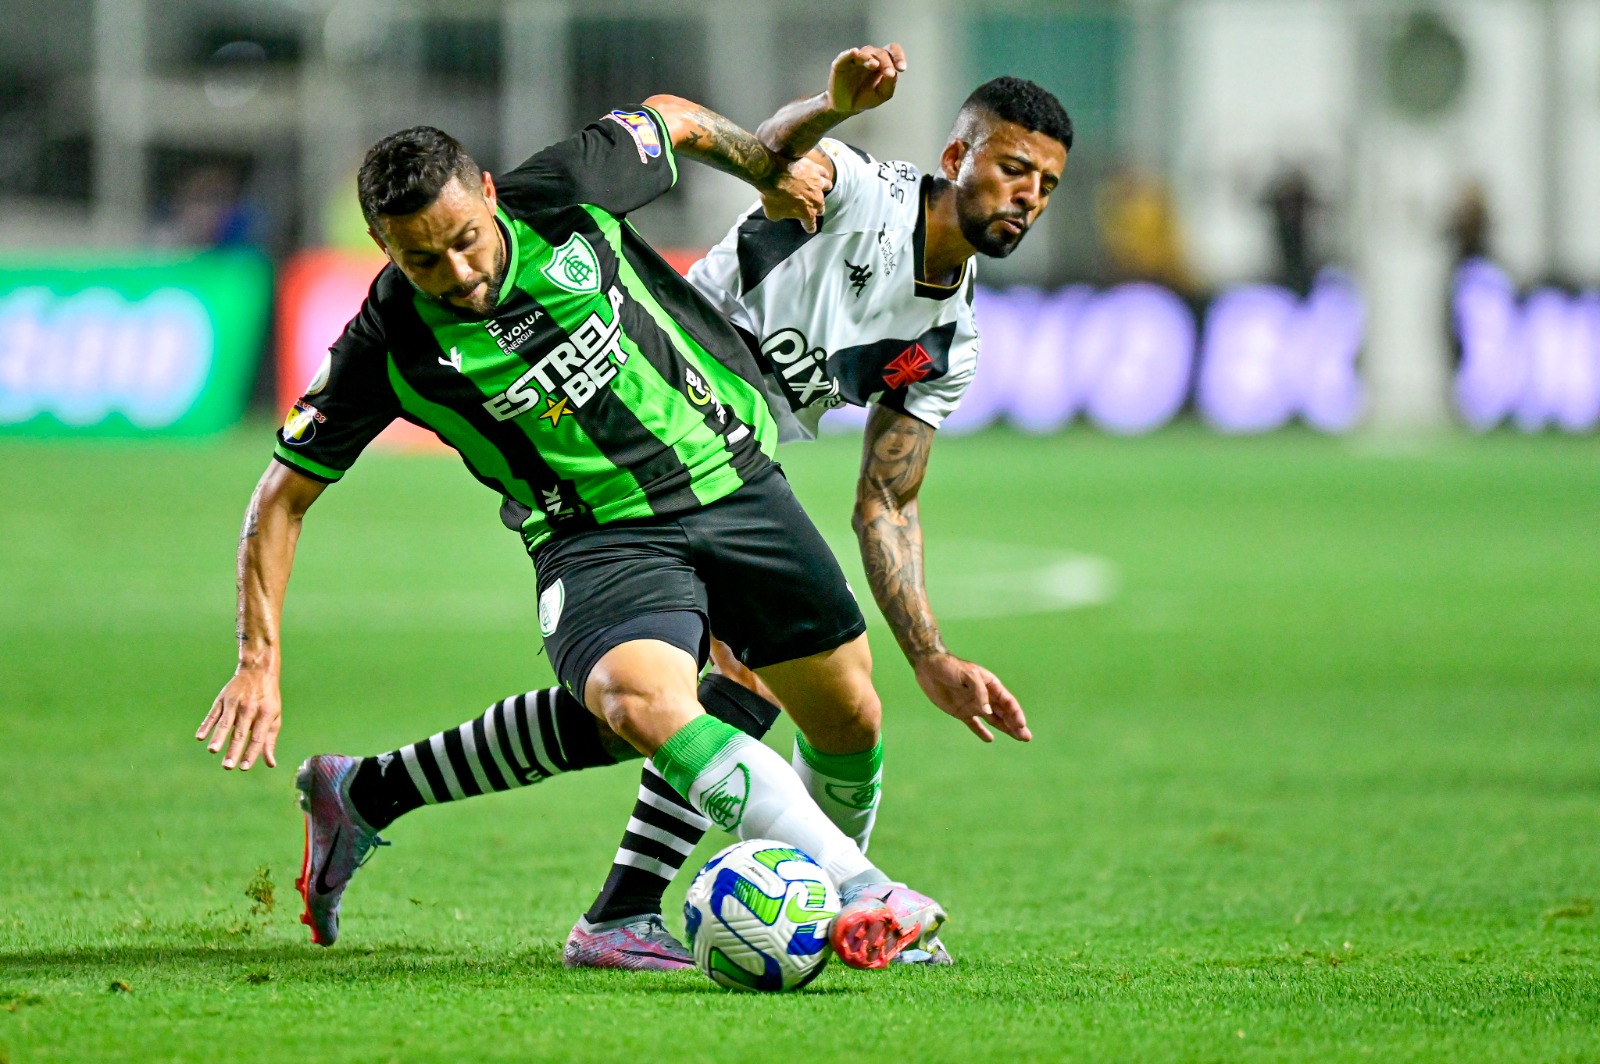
left=2, top=3, right=1598, bottom=1061
left=3, top=0, right=1600, bottom=437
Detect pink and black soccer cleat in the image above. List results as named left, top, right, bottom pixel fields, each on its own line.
left=829, top=883, right=947, bottom=970
left=295, top=754, right=388, bottom=946
left=563, top=915, right=694, bottom=971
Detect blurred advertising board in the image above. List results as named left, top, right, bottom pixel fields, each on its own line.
left=1453, top=259, right=1600, bottom=433
left=0, top=251, right=271, bottom=436
left=277, top=248, right=438, bottom=449
left=278, top=251, right=1600, bottom=443
left=825, top=271, right=1367, bottom=437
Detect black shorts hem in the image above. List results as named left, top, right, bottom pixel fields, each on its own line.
left=740, top=617, right=868, bottom=671
left=561, top=609, right=709, bottom=703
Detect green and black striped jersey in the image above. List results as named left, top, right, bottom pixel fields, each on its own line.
left=273, top=104, right=778, bottom=550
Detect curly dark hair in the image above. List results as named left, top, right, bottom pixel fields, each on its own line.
left=959, top=77, right=1074, bottom=151
left=358, top=126, right=482, bottom=228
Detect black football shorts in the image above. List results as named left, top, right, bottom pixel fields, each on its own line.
left=529, top=467, right=866, bottom=701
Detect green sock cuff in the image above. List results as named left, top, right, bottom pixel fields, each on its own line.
left=653, top=715, right=742, bottom=798
left=795, top=732, right=882, bottom=782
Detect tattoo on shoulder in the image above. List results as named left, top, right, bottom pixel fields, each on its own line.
left=863, top=409, right=934, bottom=500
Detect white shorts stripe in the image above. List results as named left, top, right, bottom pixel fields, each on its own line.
left=615, top=850, right=678, bottom=880
left=625, top=816, right=699, bottom=855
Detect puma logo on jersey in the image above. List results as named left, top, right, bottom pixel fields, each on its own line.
left=485, top=286, right=629, bottom=421
left=762, top=327, right=840, bottom=408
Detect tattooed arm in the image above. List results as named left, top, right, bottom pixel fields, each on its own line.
left=196, top=462, right=326, bottom=771
left=757, top=44, right=907, bottom=162
left=643, top=94, right=831, bottom=232
left=853, top=405, right=1031, bottom=743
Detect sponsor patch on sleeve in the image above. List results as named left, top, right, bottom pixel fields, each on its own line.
left=282, top=400, right=326, bottom=445
left=605, top=109, right=663, bottom=163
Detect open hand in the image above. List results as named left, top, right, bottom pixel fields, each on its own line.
left=196, top=666, right=282, bottom=770
left=828, top=44, right=907, bottom=115
left=913, top=652, right=1030, bottom=743
left=760, top=154, right=832, bottom=233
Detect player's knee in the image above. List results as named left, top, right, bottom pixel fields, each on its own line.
left=586, top=666, right=699, bottom=753
left=813, top=686, right=881, bottom=752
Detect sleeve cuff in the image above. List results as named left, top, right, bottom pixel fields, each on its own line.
left=272, top=443, right=345, bottom=483
left=641, top=104, right=679, bottom=188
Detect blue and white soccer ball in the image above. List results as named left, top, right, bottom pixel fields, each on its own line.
left=682, top=839, right=840, bottom=992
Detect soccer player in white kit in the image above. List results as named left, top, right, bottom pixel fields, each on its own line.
left=287, top=45, right=1073, bottom=970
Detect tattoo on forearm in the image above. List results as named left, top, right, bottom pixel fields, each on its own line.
left=854, top=409, right=942, bottom=660
left=761, top=94, right=839, bottom=159
left=680, top=106, right=777, bottom=184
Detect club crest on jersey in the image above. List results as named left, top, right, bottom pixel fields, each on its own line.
left=761, top=327, right=840, bottom=409
left=883, top=343, right=934, bottom=389
left=604, top=110, right=663, bottom=163
left=485, top=286, right=629, bottom=421
left=539, top=578, right=565, bottom=636
left=282, top=401, right=325, bottom=445
left=543, top=233, right=602, bottom=295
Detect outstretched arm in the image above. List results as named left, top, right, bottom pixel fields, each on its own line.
left=853, top=404, right=1030, bottom=743
left=195, top=461, right=326, bottom=770
left=642, top=94, right=831, bottom=232
left=757, top=44, right=907, bottom=162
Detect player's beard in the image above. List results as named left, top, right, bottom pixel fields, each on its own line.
left=955, top=184, right=1030, bottom=259
left=439, top=229, right=509, bottom=318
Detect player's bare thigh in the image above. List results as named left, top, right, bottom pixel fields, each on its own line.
left=755, top=633, right=882, bottom=754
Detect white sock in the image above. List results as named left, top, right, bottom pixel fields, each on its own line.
left=652, top=715, right=874, bottom=887
left=792, top=733, right=882, bottom=853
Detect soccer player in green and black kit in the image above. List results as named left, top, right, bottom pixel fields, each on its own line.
left=195, top=93, right=943, bottom=970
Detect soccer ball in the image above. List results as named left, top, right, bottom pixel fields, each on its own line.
left=682, top=839, right=840, bottom=992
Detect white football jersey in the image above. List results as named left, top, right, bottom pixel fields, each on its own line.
left=688, top=138, right=978, bottom=441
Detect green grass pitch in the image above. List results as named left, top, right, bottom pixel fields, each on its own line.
left=1, top=426, right=1597, bottom=1062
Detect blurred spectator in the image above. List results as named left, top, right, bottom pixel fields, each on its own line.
left=1261, top=165, right=1322, bottom=295
left=1446, top=178, right=1491, bottom=264
left=1095, top=164, right=1196, bottom=294
left=152, top=163, right=265, bottom=249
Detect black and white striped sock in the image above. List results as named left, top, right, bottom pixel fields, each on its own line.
left=347, top=688, right=618, bottom=830
left=583, top=673, right=782, bottom=925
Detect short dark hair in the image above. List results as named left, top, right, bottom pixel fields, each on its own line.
left=959, top=77, right=1074, bottom=151
left=358, top=126, right=482, bottom=228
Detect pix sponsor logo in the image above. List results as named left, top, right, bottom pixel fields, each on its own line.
left=761, top=327, right=840, bottom=408
left=282, top=400, right=326, bottom=445
left=484, top=286, right=629, bottom=421
left=604, top=109, right=663, bottom=163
